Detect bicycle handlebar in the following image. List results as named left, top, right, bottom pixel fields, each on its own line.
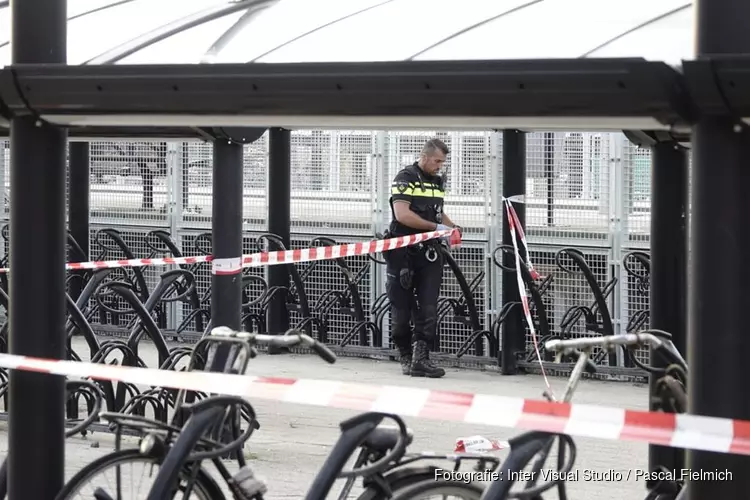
left=545, top=329, right=687, bottom=373
left=210, top=327, right=337, bottom=364
left=545, top=332, right=666, bottom=353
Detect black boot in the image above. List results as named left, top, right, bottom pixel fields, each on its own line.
left=398, top=349, right=412, bottom=376
left=410, top=340, right=445, bottom=378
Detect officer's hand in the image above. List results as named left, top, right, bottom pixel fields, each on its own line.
left=454, top=225, right=463, bottom=236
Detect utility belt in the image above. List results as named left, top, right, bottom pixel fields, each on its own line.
left=382, top=230, right=442, bottom=263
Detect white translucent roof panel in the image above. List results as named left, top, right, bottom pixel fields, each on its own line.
left=0, top=0, right=697, bottom=67
left=0, top=0, right=125, bottom=43
left=416, top=0, right=691, bottom=60
left=117, top=10, right=246, bottom=64
left=586, top=7, right=694, bottom=65
left=67, top=0, right=233, bottom=64
left=0, top=0, right=133, bottom=66
left=256, top=0, right=536, bottom=63
left=214, top=0, right=389, bottom=63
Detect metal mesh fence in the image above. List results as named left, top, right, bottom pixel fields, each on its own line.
left=0, top=131, right=685, bottom=369
left=89, top=141, right=171, bottom=228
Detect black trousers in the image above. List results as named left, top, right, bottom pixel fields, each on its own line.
left=385, top=245, right=444, bottom=352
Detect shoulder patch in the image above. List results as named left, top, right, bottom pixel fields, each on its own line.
left=395, top=181, right=410, bottom=193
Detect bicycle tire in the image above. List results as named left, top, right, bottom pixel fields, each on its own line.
left=480, top=437, right=549, bottom=500
left=355, top=466, right=439, bottom=500
left=54, top=449, right=225, bottom=500
left=389, top=478, right=484, bottom=499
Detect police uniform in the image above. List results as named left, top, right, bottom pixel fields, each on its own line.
left=386, top=162, right=447, bottom=378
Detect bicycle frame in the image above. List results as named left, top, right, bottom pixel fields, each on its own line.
left=144, top=329, right=336, bottom=499
left=304, top=413, right=390, bottom=500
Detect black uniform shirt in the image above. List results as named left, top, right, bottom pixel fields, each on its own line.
left=389, top=162, right=445, bottom=236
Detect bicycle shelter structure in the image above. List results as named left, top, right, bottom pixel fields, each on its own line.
left=1, top=0, right=750, bottom=498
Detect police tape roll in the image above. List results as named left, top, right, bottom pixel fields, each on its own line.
left=0, top=351, right=748, bottom=456
left=0, top=229, right=458, bottom=274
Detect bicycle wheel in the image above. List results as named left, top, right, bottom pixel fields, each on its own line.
left=55, top=449, right=225, bottom=500
left=356, top=466, right=439, bottom=500
left=390, top=479, right=484, bottom=499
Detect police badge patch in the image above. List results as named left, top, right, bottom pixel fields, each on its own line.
left=395, top=181, right=409, bottom=193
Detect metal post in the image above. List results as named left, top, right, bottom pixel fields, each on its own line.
left=688, top=1, right=750, bottom=495
left=8, top=0, right=68, bottom=498
left=648, top=141, right=687, bottom=484
left=67, top=141, right=90, bottom=301
left=372, top=131, right=388, bottom=348
left=543, top=132, right=554, bottom=226
left=610, top=135, right=626, bottom=367
left=267, top=128, right=291, bottom=336
left=488, top=132, right=502, bottom=353
left=500, top=129, right=526, bottom=374
left=166, top=142, right=180, bottom=331
left=210, top=140, right=244, bottom=371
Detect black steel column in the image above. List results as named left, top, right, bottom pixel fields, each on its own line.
left=210, top=140, right=244, bottom=371
left=267, top=128, right=291, bottom=336
left=67, top=142, right=90, bottom=301
left=500, top=129, right=526, bottom=375
left=648, top=141, right=687, bottom=483
left=688, top=1, right=750, bottom=496
left=8, top=0, right=68, bottom=498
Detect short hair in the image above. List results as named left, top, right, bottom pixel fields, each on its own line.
left=421, top=138, right=449, bottom=157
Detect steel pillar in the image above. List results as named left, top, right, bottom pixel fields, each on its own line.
left=8, top=1, right=68, bottom=498
left=500, top=129, right=526, bottom=375
left=648, top=141, right=687, bottom=483
left=67, top=142, right=90, bottom=301
left=687, top=0, right=750, bottom=497
left=210, top=140, right=244, bottom=371
left=267, top=128, right=291, bottom=336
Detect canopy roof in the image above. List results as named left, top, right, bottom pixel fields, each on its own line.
left=0, top=0, right=694, bottom=67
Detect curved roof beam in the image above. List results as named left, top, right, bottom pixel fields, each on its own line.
left=406, top=0, right=544, bottom=61
left=579, top=3, right=691, bottom=58
left=85, top=0, right=272, bottom=65
left=248, top=0, right=396, bottom=63
left=202, top=0, right=280, bottom=63
left=0, top=0, right=136, bottom=49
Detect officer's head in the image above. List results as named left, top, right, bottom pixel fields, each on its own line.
left=418, top=138, right=449, bottom=175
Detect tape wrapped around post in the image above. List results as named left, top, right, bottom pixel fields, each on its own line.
left=211, top=257, right=242, bottom=275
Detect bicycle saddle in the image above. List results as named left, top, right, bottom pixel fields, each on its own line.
left=363, top=425, right=413, bottom=454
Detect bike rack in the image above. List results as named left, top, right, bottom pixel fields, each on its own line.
left=555, top=248, right=620, bottom=367
left=623, top=251, right=651, bottom=333
left=79, top=271, right=205, bottom=421
left=439, top=246, right=487, bottom=357
left=255, top=233, right=322, bottom=340
left=304, top=236, right=374, bottom=349
left=144, top=230, right=205, bottom=333
left=484, top=244, right=554, bottom=362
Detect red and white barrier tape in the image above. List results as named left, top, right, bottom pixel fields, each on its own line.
left=503, top=197, right=540, bottom=280
left=0, top=352, right=748, bottom=456
left=0, top=229, right=456, bottom=274
left=504, top=198, right=554, bottom=399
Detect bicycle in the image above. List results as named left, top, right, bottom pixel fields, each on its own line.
left=325, top=412, right=500, bottom=500
left=55, top=327, right=337, bottom=500
left=392, top=330, right=688, bottom=499
left=0, top=380, right=103, bottom=499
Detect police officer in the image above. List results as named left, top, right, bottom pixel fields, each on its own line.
left=385, top=138, right=461, bottom=378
